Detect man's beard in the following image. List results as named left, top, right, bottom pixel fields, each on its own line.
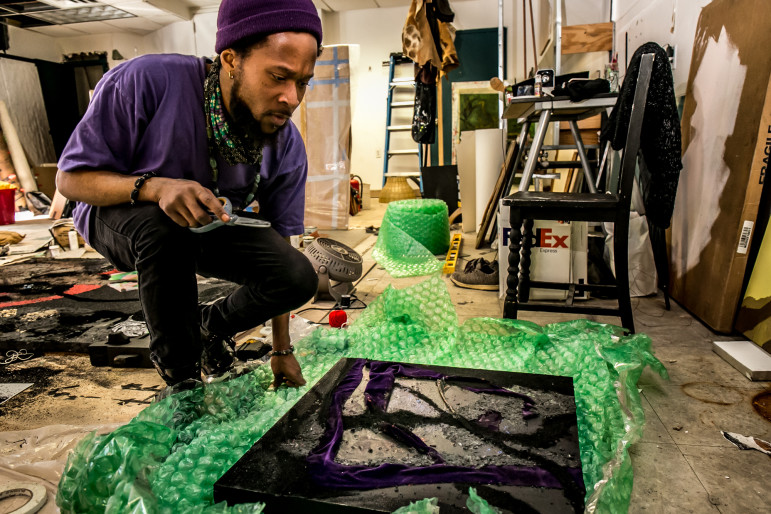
left=229, top=80, right=283, bottom=146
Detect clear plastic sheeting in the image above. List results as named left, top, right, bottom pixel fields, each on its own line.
left=57, top=276, right=666, bottom=513
left=301, top=45, right=352, bottom=230
left=0, top=424, right=124, bottom=514
left=372, top=199, right=450, bottom=277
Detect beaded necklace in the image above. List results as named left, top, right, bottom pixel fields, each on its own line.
left=203, top=57, right=262, bottom=207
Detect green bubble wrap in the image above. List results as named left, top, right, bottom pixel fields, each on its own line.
left=392, top=497, right=440, bottom=514
left=57, top=276, right=667, bottom=514
left=372, top=199, right=450, bottom=277
left=467, top=488, right=500, bottom=514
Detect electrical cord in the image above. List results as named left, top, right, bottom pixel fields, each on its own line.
left=1, top=349, right=34, bottom=365
left=294, top=293, right=368, bottom=325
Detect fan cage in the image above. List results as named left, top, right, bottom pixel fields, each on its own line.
left=305, top=238, right=363, bottom=281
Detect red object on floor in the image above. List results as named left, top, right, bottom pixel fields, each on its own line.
left=329, top=309, right=347, bottom=328
left=63, top=284, right=102, bottom=295
left=0, top=284, right=102, bottom=308
left=0, top=295, right=63, bottom=309
left=0, top=188, right=16, bottom=225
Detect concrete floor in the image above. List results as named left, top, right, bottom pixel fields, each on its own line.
left=1, top=201, right=770, bottom=513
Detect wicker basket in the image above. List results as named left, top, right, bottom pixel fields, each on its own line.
left=379, top=176, right=418, bottom=203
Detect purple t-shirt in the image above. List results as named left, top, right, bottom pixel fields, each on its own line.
left=58, top=53, right=307, bottom=243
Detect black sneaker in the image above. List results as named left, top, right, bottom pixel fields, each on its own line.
left=151, top=354, right=201, bottom=385
left=450, top=257, right=499, bottom=291
left=150, top=355, right=202, bottom=402
left=200, top=330, right=237, bottom=377
left=153, top=378, right=202, bottom=403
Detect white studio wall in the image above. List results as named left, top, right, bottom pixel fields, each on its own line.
left=616, top=0, right=713, bottom=95
left=329, top=0, right=516, bottom=190
left=6, top=26, right=62, bottom=62
left=193, top=12, right=219, bottom=58
left=146, top=18, right=197, bottom=56
left=328, top=6, right=408, bottom=191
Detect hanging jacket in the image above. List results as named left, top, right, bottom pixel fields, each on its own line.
left=402, top=0, right=459, bottom=78
left=601, top=42, right=683, bottom=229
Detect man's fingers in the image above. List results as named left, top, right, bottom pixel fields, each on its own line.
left=201, top=193, right=230, bottom=223
left=284, top=372, right=306, bottom=387
left=188, top=202, right=214, bottom=226
left=180, top=207, right=205, bottom=227
left=272, top=355, right=306, bottom=388
left=273, top=373, right=306, bottom=388
left=167, top=211, right=190, bottom=228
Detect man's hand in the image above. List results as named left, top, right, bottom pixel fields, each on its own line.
left=54, top=170, right=230, bottom=228
left=148, top=177, right=230, bottom=228
left=271, top=354, right=306, bottom=388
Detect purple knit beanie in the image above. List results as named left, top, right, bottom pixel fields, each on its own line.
left=215, top=0, right=323, bottom=54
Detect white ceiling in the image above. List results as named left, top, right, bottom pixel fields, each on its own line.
left=313, top=1, right=474, bottom=12
left=313, top=0, right=411, bottom=10
left=18, top=0, right=480, bottom=38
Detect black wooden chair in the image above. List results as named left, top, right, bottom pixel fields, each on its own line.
left=502, top=53, right=655, bottom=333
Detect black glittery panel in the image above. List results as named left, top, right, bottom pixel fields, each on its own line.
left=214, top=358, right=585, bottom=513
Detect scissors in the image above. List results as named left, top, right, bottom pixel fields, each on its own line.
left=189, top=197, right=271, bottom=234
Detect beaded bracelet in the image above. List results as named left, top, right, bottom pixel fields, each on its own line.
left=268, top=345, right=294, bottom=357
left=130, top=171, right=157, bottom=206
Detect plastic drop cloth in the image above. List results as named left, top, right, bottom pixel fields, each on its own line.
left=57, top=275, right=666, bottom=514
left=0, top=424, right=123, bottom=514
left=302, top=45, right=352, bottom=230
left=372, top=199, right=450, bottom=277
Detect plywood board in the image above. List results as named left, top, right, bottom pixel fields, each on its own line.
left=561, top=22, right=613, bottom=55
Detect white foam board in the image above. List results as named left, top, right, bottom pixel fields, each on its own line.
left=713, top=340, right=771, bottom=381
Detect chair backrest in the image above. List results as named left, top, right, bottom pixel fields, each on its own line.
left=615, top=53, right=654, bottom=206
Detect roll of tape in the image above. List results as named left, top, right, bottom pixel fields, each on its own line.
left=0, top=482, right=48, bottom=514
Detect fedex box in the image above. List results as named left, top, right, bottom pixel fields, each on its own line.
left=498, top=200, right=587, bottom=300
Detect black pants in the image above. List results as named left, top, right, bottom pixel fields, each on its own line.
left=90, top=203, right=318, bottom=370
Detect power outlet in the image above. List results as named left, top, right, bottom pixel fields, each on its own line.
left=665, top=44, right=676, bottom=69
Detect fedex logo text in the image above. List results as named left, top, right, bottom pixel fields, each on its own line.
left=501, top=227, right=569, bottom=250
left=536, top=228, right=568, bottom=248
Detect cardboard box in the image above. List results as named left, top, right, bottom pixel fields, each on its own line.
left=33, top=163, right=58, bottom=199
left=299, top=46, right=351, bottom=230
left=498, top=199, right=588, bottom=300
left=670, top=0, right=771, bottom=332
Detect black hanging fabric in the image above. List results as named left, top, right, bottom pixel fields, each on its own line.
left=600, top=42, right=682, bottom=229
left=412, top=64, right=437, bottom=144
